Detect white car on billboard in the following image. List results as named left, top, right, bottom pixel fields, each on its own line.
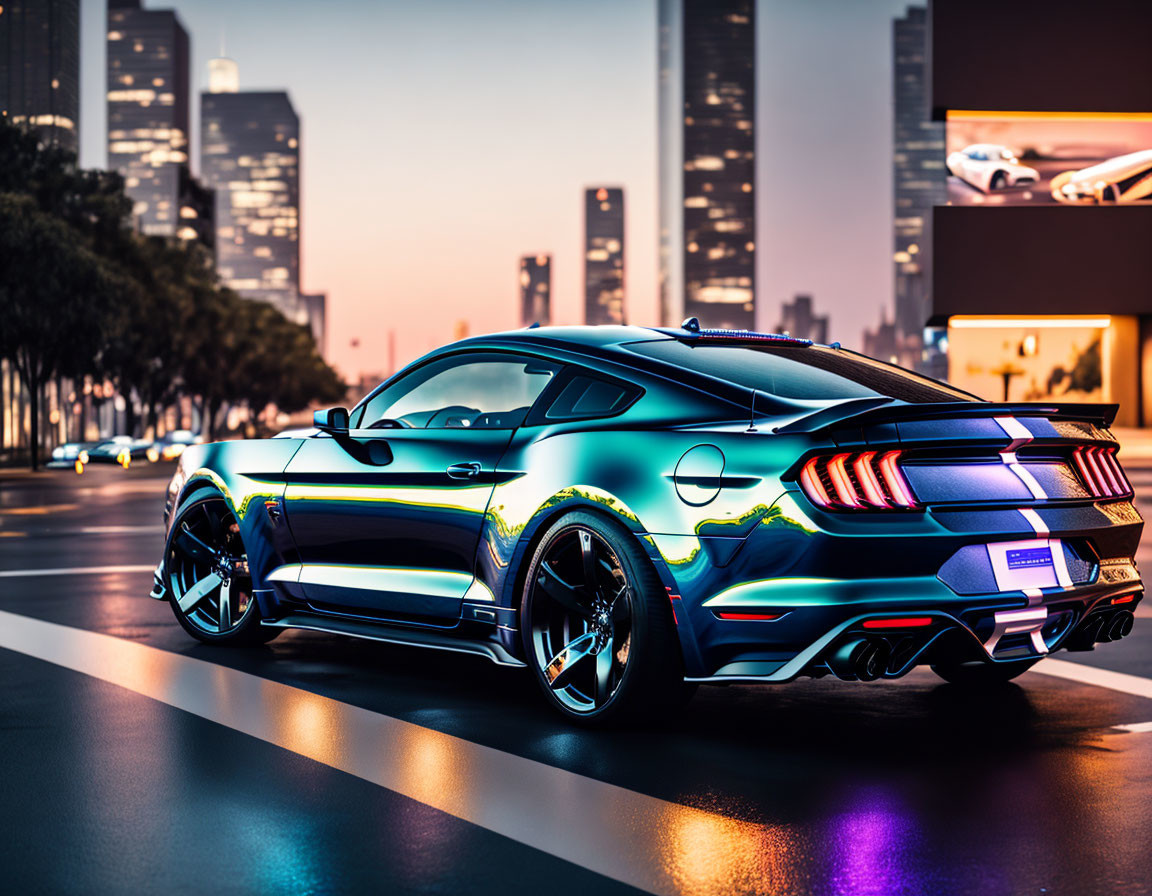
left=1050, top=148, right=1152, bottom=204
left=946, top=144, right=1040, bottom=192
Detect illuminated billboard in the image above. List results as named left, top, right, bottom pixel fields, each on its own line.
left=945, top=113, right=1152, bottom=206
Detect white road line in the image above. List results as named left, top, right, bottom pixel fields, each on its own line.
left=1033, top=658, right=1152, bottom=701
left=0, top=610, right=784, bottom=896
left=0, top=564, right=155, bottom=579
left=77, top=525, right=165, bottom=535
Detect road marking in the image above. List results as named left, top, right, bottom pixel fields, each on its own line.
left=1034, top=658, right=1152, bottom=701
left=0, top=525, right=165, bottom=539
left=0, top=610, right=788, bottom=896
left=0, top=564, right=155, bottom=579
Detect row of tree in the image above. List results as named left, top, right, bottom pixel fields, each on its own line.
left=0, top=120, right=345, bottom=468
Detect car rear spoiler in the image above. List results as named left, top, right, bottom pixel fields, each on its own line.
left=773, top=398, right=1120, bottom=434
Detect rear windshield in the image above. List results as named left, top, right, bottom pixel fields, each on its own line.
left=623, top=340, right=978, bottom=404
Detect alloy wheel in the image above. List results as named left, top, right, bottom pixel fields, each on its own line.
left=167, top=496, right=254, bottom=636
left=528, top=526, right=633, bottom=713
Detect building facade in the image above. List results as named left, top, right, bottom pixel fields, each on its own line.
left=519, top=254, right=551, bottom=327
left=0, top=0, right=80, bottom=153
left=659, top=0, right=755, bottom=330
left=106, top=0, right=190, bottom=237
left=776, top=294, right=829, bottom=344
left=893, top=5, right=946, bottom=371
left=301, top=292, right=326, bottom=358
left=584, top=187, right=625, bottom=325
left=201, top=64, right=302, bottom=321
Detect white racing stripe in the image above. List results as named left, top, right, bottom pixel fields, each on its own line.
left=0, top=610, right=790, bottom=896
left=0, top=564, right=155, bottom=579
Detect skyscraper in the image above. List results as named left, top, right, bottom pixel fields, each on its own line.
left=584, top=187, right=625, bottom=325
left=301, top=292, right=327, bottom=357
left=201, top=60, right=302, bottom=320
left=0, top=0, right=80, bottom=153
left=776, top=294, right=829, bottom=344
left=519, top=255, right=551, bottom=327
left=106, top=0, right=190, bottom=237
left=659, top=0, right=756, bottom=330
left=893, top=6, right=946, bottom=366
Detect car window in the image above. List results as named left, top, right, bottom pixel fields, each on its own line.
left=545, top=375, right=639, bottom=421
left=356, top=354, right=560, bottom=430
left=623, top=340, right=978, bottom=403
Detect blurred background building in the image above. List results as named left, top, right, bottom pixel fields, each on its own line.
left=301, top=292, right=327, bottom=358
left=658, top=0, right=756, bottom=330
left=892, top=5, right=945, bottom=374
left=776, top=294, right=829, bottom=344
left=106, top=0, right=196, bottom=237
left=201, top=58, right=303, bottom=323
left=584, top=186, right=625, bottom=325
left=0, top=0, right=80, bottom=153
left=519, top=254, right=551, bottom=327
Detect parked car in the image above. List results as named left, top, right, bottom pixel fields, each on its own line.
left=46, top=441, right=100, bottom=469
left=152, top=323, right=1142, bottom=723
left=946, top=143, right=1040, bottom=192
left=153, top=429, right=204, bottom=462
left=1050, top=148, right=1152, bottom=204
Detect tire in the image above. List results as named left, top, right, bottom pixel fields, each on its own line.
left=931, top=657, right=1038, bottom=686
left=520, top=511, right=686, bottom=724
left=164, top=489, right=279, bottom=646
left=989, top=171, right=1007, bottom=191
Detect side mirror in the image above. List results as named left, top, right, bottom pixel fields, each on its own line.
left=313, top=406, right=350, bottom=435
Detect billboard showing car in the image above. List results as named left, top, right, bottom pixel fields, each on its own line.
left=945, top=113, right=1152, bottom=206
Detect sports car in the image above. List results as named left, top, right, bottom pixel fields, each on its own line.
left=151, top=322, right=1143, bottom=722
left=946, top=143, right=1040, bottom=192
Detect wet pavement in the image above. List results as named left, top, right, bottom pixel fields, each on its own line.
left=2, top=462, right=1152, bottom=895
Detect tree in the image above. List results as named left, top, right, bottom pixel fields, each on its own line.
left=0, top=196, right=119, bottom=468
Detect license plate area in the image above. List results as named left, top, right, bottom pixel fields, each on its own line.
left=987, top=538, right=1073, bottom=592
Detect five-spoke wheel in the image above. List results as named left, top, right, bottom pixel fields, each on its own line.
left=522, top=511, right=686, bottom=723
left=165, top=491, right=275, bottom=645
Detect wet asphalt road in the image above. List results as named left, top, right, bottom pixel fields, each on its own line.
left=2, top=463, right=1152, bottom=895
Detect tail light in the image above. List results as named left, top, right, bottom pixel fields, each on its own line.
left=799, top=450, right=919, bottom=510
left=1072, top=446, right=1132, bottom=499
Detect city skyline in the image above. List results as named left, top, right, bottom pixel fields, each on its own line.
left=584, top=186, right=625, bottom=325
left=74, top=0, right=908, bottom=380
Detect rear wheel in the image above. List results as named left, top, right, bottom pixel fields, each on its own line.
left=521, top=511, right=687, bottom=724
left=989, top=170, right=1007, bottom=190
left=165, top=490, right=278, bottom=645
left=931, top=657, right=1038, bottom=686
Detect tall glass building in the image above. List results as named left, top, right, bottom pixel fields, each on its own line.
left=0, top=0, right=80, bottom=153
left=519, top=255, right=551, bottom=327
left=893, top=5, right=946, bottom=368
left=201, top=61, right=302, bottom=321
left=584, top=187, right=625, bottom=325
left=106, top=0, right=190, bottom=237
left=659, top=0, right=756, bottom=330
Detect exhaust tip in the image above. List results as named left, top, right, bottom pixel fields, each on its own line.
left=829, top=637, right=891, bottom=682
left=1106, top=610, right=1135, bottom=642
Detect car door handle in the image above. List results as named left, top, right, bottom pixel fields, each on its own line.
left=446, top=462, right=482, bottom=480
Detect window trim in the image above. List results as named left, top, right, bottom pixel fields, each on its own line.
left=523, top=366, right=643, bottom=426
left=349, top=349, right=565, bottom=431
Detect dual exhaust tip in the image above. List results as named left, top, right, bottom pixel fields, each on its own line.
left=829, top=637, right=892, bottom=682
left=1081, top=609, right=1134, bottom=645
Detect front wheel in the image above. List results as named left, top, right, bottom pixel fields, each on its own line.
left=164, top=490, right=278, bottom=646
left=931, top=657, right=1038, bottom=686
left=521, top=511, right=686, bottom=724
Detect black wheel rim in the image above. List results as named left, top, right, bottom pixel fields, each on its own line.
left=528, top=526, right=633, bottom=713
left=167, top=496, right=254, bottom=635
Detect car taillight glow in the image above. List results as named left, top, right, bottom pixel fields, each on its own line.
left=714, top=611, right=783, bottom=621
left=861, top=617, right=933, bottom=629
left=799, top=450, right=919, bottom=511
left=1073, top=446, right=1131, bottom=499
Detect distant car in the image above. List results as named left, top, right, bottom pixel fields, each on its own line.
left=946, top=144, right=1040, bottom=192
left=153, top=429, right=204, bottom=462
left=46, top=441, right=99, bottom=469
left=1050, top=148, right=1152, bottom=204
left=87, top=436, right=156, bottom=466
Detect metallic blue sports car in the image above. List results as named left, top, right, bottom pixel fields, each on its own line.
left=152, top=322, right=1144, bottom=722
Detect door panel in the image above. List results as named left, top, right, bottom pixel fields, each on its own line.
left=282, top=429, right=513, bottom=623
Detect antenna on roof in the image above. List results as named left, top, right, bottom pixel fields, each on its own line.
left=681, top=316, right=701, bottom=334
left=526, top=321, right=540, bottom=329
left=746, top=389, right=759, bottom=433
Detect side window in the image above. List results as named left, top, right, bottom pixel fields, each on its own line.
left=544, top=374, right=640, bottom=421
left=356, top=354, right=560, bottom=430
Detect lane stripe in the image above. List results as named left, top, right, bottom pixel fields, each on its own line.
left=1113, top=721, right=1152, bottom=734
left=0, top=564, right=155, bottom=579
left=1033, top=658, right=1152, bottom=701
left=0, top=609, right=778, bottom=896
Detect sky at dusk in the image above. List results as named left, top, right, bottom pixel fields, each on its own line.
left=78, top=0, right=911, bottom=381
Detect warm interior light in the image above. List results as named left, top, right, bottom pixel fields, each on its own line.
left=949, top=316, right=1111, bottom=329
left=947, top=111, right=1152, bottom=123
